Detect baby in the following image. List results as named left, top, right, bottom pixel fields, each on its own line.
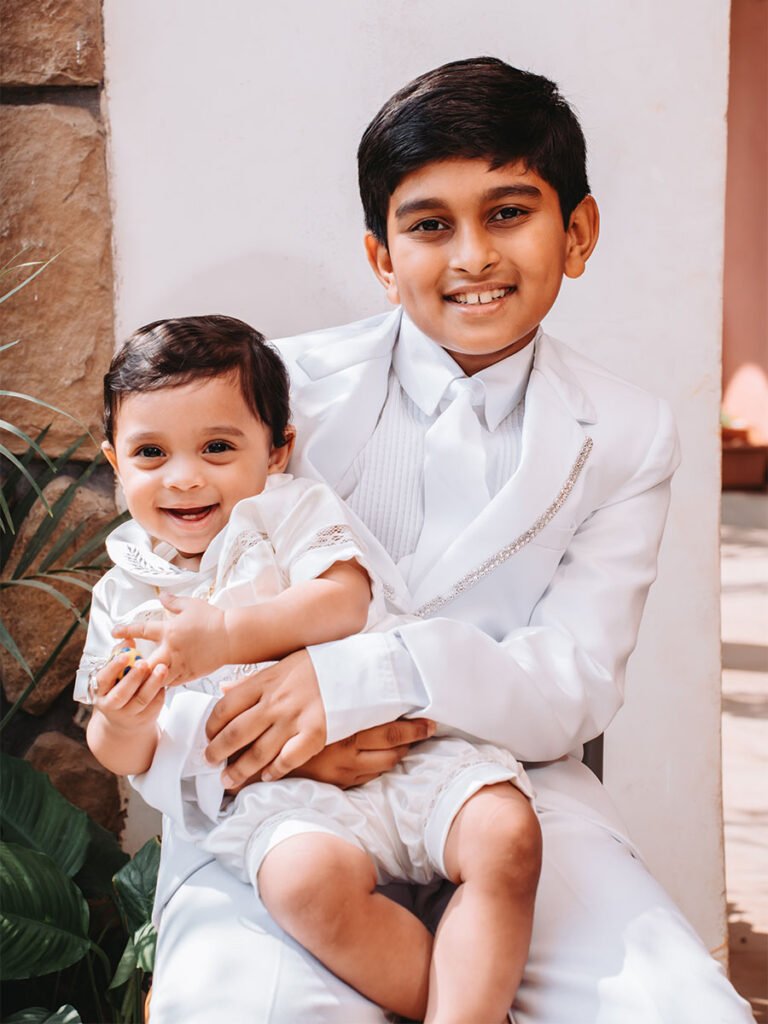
left=76, top=314, right=540, bottom=1023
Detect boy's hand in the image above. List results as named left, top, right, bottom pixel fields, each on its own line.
left=113, top=594, right=230, bottom=686
left=89, top=652, right=167, bottom=732
left=204, top=649, right=326, bottom=788
left=289, top=719, right=437, bottom=788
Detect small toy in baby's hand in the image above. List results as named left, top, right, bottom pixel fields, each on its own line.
left=111, top=642, right=143, bottom=677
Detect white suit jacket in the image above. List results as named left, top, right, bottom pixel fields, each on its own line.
left=151, top=308, right=679, bottom=911
left=275, top=309, right=680, bottom=806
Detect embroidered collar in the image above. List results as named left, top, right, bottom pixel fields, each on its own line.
left=106, top=474, right=294, bottom=583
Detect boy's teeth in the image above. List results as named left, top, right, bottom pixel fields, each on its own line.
left=451, top=288, right=509, bottom=305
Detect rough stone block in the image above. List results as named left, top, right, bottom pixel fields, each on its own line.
left=25, top=731, right=124, bottom=835
left=1, top=104, right=114, bottom=455
left=0, top=0, right=103, bottom=86
left=1, top=475, right=117, bottom=715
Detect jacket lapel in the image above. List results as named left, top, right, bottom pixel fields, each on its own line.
left=287, top=309, right=402, bottom=488
left=410, top=336, right=598, bottom=611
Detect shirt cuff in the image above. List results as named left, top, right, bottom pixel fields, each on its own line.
left=307, top=630, right=426, bottom=743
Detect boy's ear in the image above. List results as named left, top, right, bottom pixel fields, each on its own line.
left=564, top=196, right=600, bottom=279
left=101, top=440, right=119, bottom=475
left=267, top=426, right=296, bottom=474
left=364, top=232, right=401, bottom=305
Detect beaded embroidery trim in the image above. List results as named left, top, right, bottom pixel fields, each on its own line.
left=414, top=437, right=593, bottom=618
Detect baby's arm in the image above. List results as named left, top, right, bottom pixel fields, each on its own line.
left=115, top=559, right=371, bottom=687
left=86, top=652, right=168, bottom=775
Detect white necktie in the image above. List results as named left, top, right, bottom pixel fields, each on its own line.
left=405, top=377, right=490, bottom=588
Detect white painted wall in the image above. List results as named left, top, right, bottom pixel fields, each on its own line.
left=103, top=0, right=731, bottom=953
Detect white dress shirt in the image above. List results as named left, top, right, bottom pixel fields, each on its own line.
left=311, top=314, right=536, bottom=738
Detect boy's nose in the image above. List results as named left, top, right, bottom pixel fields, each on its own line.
left=449, top=225, right=500, bottom=275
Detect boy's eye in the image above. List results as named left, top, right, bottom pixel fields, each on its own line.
left=135, top=445, right=164, bottom=459
left=491, top=206, right=525, bottom=222
left=411, top=218, right=448, bottom=233
left=204, top=440, right=234, bottom=454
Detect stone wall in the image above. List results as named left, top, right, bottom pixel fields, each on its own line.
left=1, top=0, right=124, bottom=838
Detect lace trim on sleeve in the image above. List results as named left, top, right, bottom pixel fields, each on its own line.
left=218, top=530, right=270, bottom=586
left=303, top=524, right=359, bottom=554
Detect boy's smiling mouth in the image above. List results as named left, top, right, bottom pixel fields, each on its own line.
left=445, top=285, right=516, bottom=305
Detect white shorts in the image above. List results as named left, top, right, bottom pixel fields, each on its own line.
left=199, top=736, right=532, bottom=892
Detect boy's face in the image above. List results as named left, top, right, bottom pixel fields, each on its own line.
left=365, top=158, right=598, bottom=374
left=103, top=375, right=292, bottom=567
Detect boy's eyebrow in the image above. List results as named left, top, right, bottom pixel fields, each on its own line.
left=394, top=184, right=542, bottom=220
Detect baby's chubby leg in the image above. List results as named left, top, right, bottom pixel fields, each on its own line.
left=427, top=783, right=541, bottom=1024
left=258, top=833, right=433, bottom=1021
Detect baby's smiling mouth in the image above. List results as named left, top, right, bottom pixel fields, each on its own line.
left=445, top=286, right=516, bottom=305
left=162, top=505, right=217, bottom=522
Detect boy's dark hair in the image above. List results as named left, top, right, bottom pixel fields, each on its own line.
left=103, top=315, right=291, bottom=447
left=358, top=56, right=590, bottom=243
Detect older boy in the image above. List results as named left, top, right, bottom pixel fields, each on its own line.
left=149, top=58, right=752, bottom=1022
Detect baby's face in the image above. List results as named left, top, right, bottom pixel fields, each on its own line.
left=104, top=374, right=289, bottom=568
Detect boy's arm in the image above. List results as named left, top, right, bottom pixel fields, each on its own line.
left=207, top=396, right=679, bottom=781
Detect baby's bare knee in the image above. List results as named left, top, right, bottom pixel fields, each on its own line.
left=258, top=834, right=375, bottom=940
left=447, top=783, right=542, bottom=894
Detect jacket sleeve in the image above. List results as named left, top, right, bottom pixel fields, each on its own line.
left=309, top=397, right=680, bottom=762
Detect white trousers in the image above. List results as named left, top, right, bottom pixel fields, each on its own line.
left=149, top=800, right=753, bottom=1023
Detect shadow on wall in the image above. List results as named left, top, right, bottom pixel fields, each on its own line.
left=124, top=249, right=386, bottom=343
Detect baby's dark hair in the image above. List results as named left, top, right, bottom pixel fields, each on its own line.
left=358, top=56, right=590, bottom=243
left=103, top=315, right=290, bottom=447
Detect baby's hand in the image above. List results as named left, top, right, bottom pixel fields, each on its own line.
left=89, top=649, right=167, bottom=732
left=113, top=595, right=230, bottom=686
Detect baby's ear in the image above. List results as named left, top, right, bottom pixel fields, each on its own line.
left=268, top=426, right=296, bottom=474
left=102, top=440, right=119, bottom=474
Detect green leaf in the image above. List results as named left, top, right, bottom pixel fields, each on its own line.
left=73, top=817, right=129, bottom=899
left=12, top=451, right=104, bottom=578
left=0, top=617, right=34, bottom=679
left=0, top=615, right=85, bottom=731
left=25, top=571, right=96, bottom=595
left=0, top=754, right=89, bottom=877
left=65, top=510, right=131, bottom=568
left=0, top=422, right=55, bottom=469
left=0, top=252, right=59, bottom=306
left=0, top=487, right=14, bottom=533
left=0, top=393, right=87, bottom=434
left=133, top=919, right=157, bottom=973
left=38, top=521, right=90, bottom=573
left=0, top=842, right=90, bottom=980
left=112, top=838, right=161, bottom=935
left=0, top=580, right=87, bottom=625
left=0, top=446, right=52, bottom=515
left=0, top=425, right=50, bottom=508
left=2, top=1006, right=82, bottom=1024
left=107, top=935, right=138, bottom=991
left=2, top=1007, right=82, bottom=1024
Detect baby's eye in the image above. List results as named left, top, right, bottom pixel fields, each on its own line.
left=411, top=218, right=448, bottom=233
left=490, top=206, right=525, bottom=222
left=135, top=445, right=164, bottom=459
left=204, top=440, right=234, bottom=454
